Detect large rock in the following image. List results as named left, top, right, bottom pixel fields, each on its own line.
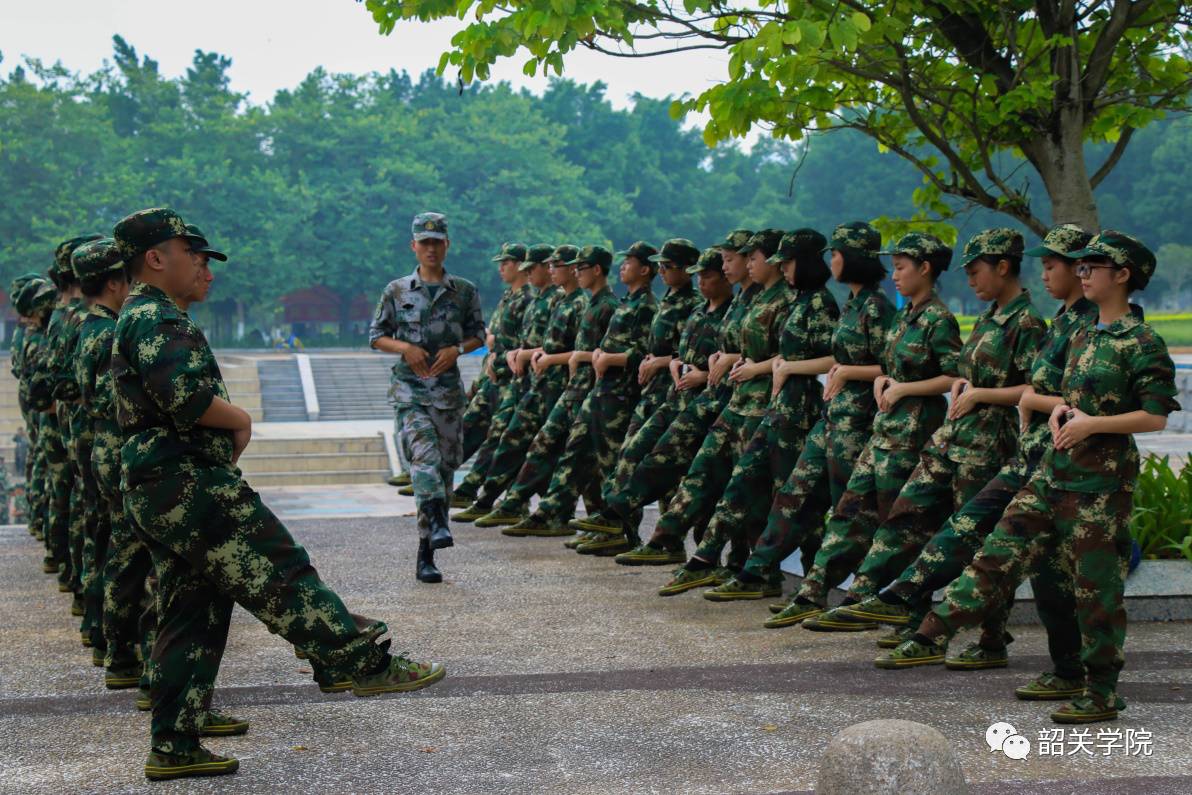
left=815, top=719, right=967, bottom=795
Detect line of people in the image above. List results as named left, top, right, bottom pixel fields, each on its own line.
left=445, top=222, right=1178, bottom=726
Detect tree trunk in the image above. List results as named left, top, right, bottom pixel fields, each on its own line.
left=1022, top=106, right=1100, bottom=232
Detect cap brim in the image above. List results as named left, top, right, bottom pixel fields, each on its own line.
left=1022, top=244, right=1058, bottom=257
left=1065, top=246, right=1105, bottom=259
left=687, top=264, right=721, bottom=275
left=200, top=250, right=228, bottom=262
left=414, top=232, right=448, bottom=241
left=518, top=260, right=546, bottom=271
left=646, top=254, right=668, bottom=263
left=737, top=245, right=757, bottom=255
left=765, top=253, right=786, bottom=265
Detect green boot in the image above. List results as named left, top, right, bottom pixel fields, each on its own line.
left=658, top=566, right=721, bottom=596
left=351, top=654, right=446, bottom=697
left=387, top=473, right=412, bottom=487
left=763, top=601, right=823, bottom=629
left=703, top=576, right=782, bottom=602
left=105, top=666, right=142, bottom=690
left=945, top=642, right=1008, bottom=670
left=874, top=639, right=946, bottom=669
left=475, top=509, right=526, bottom=528
left=144, top=747, right=238, bottom=781
left=576, top=535, right=632, bottom=556
left=1051, top=695, right=1120, bottom=724
left=614, top=544, right=685, bottom=566
left=1015, top=672, right=1087, bottom=701
left=451, top=502, right=492, bottom=523
left=568, top=512, right=625, bottom=535
left=839, top=595, right=910, bottom=625
left=803, top=604, right=878, bottom=632
left=200, top=710, right=250, bottom=737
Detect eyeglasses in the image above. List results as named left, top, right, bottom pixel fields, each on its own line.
left=1075, top=262, right=1118, bottom=278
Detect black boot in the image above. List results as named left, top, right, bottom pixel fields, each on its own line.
left=424, top=498, right=454, bottom=550
left=416, top=538, right=442, bottom=584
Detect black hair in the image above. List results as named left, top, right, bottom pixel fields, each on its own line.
left=80, top=266, right=130, bottom=297
left=793, top=251, right=831, bottom=291
left=836, top=249, right=886, bottom=287
left=924, top=249, right=953, bottom=282
left=50, top=269, right=76, bottom=291
left=597, top=261, right=612, bottom=277
left=1084, top=255, right=1145, bottom=293
left=974, top=254, right=1022, bottom=277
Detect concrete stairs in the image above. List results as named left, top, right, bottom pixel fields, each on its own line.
left=0, top=355, right=21, bottom=477
left=257, top=358, right=308, bottom=421
left=309, top=356, right=394, bottom=421
left=238, top=435, right=391, bottom=488
left=216, top=355, right=264, bottom=422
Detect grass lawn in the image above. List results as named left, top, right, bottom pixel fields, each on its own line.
left=957, top=312, right=1192, bottom=347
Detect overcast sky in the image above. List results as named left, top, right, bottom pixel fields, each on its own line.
left=2, top=0, right=731, bottom=112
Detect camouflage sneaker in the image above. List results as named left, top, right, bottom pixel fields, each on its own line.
left=519, top=521, right=575, bottom=537
left=144, top=747, right=239, bottom=781
left=200, top=710, right=250, bottom=737
left=451, top=502, right=492, bottom=523
left=1015, top=672, right=1087, bottom=701
left=318, top=678, right=353, bottom=694
left=876, top=627, right=915, bottom=649
left=57, top=581, right=72, bottom=593
left=874, top=639, right=946, bottom=669
left=41, top=557, right=59, bottom=574
left=81, top=631, right=92, bottom=648
left=475, top=509, right=526, bottom=528
left=569, top=512, right=624, bottom=535
left=763, top=602, right=823, bottom=629
left=803, top=604, right=878, bottom=632
left=576, top=535, right=632, bottom=556
left=352, top=654, right=446, bottom=697
left=70, top=596, right=84, bottom=616
left=135, top=687, right=152, bottom=711
left=703, top=577, right=783, bottom=602
left=658, top=566, right=721, bottom=596
left=105, top=666, right=142, bottom=689
left=500, top=515, right=549, bottom=536
left=839, top=595, right=910, bottom=625
left=387, top=473, right=412, bottom=487
left=91, top=647, right=105, bottom=667
left=1051, top=696, right=1120, bottom=724
left=294, top=647, right=308, bottom=660
left=614, top=544, right=685, bottom=566
left=398, top=485, right=415, bottom=496
left=710, top=567, right=736, bottom=586
left=564, top=532, right=597, bottom=550
left=768, top=593, right=796, bottom=614
left=945, top=642, right=1008, bottom=670
left=449, top=494, right=472, bottom=509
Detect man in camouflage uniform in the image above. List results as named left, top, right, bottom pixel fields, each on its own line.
left=453, top=245, right=585, bottom=520
left=112, top=208, right=445, bottom=779
left=499, top=241, right=661, bottom=538
left=476, top=245, right=619, bottom=529
left=370, top=212, right=485, bottom=582
left=14, top=279, right=56, bottom=560
left=884, top=231, right=1178, bottom=725
left=7, top=273, right=40, bottom=536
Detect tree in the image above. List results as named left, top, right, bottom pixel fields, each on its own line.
left=363, top=1, right=1192, bottom=237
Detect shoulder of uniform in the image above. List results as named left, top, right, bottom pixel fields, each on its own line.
left=448, top=274, right=479, bottom=293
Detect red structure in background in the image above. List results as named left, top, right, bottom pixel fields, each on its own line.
left=280, top=286, right=373, bottom=325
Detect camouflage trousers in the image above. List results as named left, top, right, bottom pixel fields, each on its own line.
left=693, top=411, right=815, bottom=569
left=454, top=376, right=524, bottom=502
left=396, top=404, right=464, bottom=534
left=496, top=389, right=586, bottom=513
left=474, top=377, right=565, bottom=507
left=919, top=481, right=1131, bottom=705
left=461, top=371, right=496, bottom=462
left=74, top=433, right=111, bottom=645
left=40, top=411, right=72, bottom=579
left=795, top=442, right=920, bottom=606
left=26, top=415, right=47, bottom=541
left=648, top=409, right=763, bottom=550
left=606, top=386, right=730, bottom=542
left=597, top=398, right=681, bottom=538
left=742, top=419, right=866, bottom=580
left=125, top=464, right=390, bottom=755
left=843, top=443, right=1001, bottom=602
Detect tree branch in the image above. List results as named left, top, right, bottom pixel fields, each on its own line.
left=1089, top=126, right=1135, bottom=188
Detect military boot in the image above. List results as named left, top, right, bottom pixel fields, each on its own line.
left=423, top=498, right=454, bottom=550
left=416, top=538, right=442, bottom=584
left=144, top=747, right=239, bottom=781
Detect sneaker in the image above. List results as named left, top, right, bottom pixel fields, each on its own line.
left=58, top=582, right=72, bottom=593
left=614, top=544, right=685, bottom=566
left=839, top=595, right=910, bottom=626
left=70, top=596, right=84, bottom=617
left=945, top=642, right=1008, bottom=670
left=351, top=654, right=446, bottom=697
left=658, top=566, right=721, bottom=596
left=105, top=667, right=142, bottom=689
left=710, top=567, right=736, bottom=586
left=564, top=532, right=596, bottom=550
left=81, top=631, right=92, bottom=648
left=398, top=485, right=415, bottom=496
left=475, top=509, right=526, bottom=528
left=703, top=577, right=782, bottom=602
left=763, top=602, right=823, bottom=629
left=500, top=515, right=552, bottom=536
left=768, top=593, right=796, bottom=615
left=144, top=747, right=239, bottom=781
left=874, top=639, right=946, bottom=669
left=91, top=647, right=105, bottom=667
left=803, top=604, right=878, bottom=632
left=318, top=679, right=353, bottom=694
left=1015, top=672, right=1087, bottom=701
left=876, top=627, right=915, bottom=649
left=449, top=495, right=472, bottom=509
left=1051, top=695, right=1120, bottom=724
left=387, top=473, right=412, bottom=487
left=199, top=710, right=250, bottom=737
left=41, top=557, right=60, bottom=574
left=135, top=687, right=152, bottom=711
left=569, top=512, right=624, bottom=535
left=576, top=536, right=632, bottom=556
left=294, top=647, right=308, bottom=660
left=451, top=503, right=492, bottom=523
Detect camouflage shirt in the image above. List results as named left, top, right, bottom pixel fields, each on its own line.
left=827, top=286, right=895, bottom=429
left=489, top=283, right=535, bottom=382
left=593, top=285, right=659, bottom=397
left=10, top=325, right=24, bottom=380
left=537, top=286, right=587, bottom=392
left=112, top=283, right=234, bottom=486
left=368, top=269, right=485, bottom=409
left=871, top=291, right=961, bottom=451
left=1043, top=312, right=1179, bottom=493
left=21, top=324, right=51, bottom=412
left=564, top=285, right=619, bottom=400
left=75, top=304, right=120, bottom=435
left=720, top=283, right=762, bottom=355
left=47, top=298, right=86, bottom=403
left=730, top=280, right=796, bottom=417
left=932, top=290, right=1047, bottom=463
left=520, top=284, right=559, bottom=350
left=671, top=298, right=732, bottom=408
left=640, top=282, right=701, bottom=401
left=772, top=286, right=840, bottom=427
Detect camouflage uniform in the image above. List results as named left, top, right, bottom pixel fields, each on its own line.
left=917, top=231, right=1179, bottom=711
left=114, top=210, right=396, bottom=755
left=30, top=301, right=76, bottom=584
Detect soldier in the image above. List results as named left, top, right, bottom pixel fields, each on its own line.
left=883, top=231, right=1178, bottom=725
left=111, top=208, right=445, bottom=779
left=452, top=245, right=586, bottom=521
left=812, top=230, right=1047, bottom=640
left=499, top=242, right=661, bottom=537
left=15, top=279, right=57, bottom=563
left=369, top=212, right=485, bottom=582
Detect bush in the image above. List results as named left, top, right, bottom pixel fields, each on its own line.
left=1131, top=454, right=1192, bottom=562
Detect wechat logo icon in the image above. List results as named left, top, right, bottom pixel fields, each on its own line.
left=986, top=722, right=1031, bottom=760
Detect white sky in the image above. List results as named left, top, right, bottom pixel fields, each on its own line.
left=1, top=0, right=731, bottom=114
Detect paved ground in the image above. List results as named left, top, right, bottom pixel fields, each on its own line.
left=3, top=496, right=1191, bottom=795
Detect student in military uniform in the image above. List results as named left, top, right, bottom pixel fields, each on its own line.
left=14, top=279, right=56, bottom=562
left=370, top=212, right=485, bottom=582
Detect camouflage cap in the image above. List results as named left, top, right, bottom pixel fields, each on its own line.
left=184, top=224, right=228, bottom=262
left=520, top=243, right=555, bottom=271
left=687, top=247, right=725, bottom=275
left=491, top=242, right=527, bottom=263
left=412, top=212, right=448, bottom=241
left=615, top=241, right=659, bottom=264
left=881, top=232, right=952, bottom=270
left=739, top=228, right=785, bottom=258
left=8, top=272, right=40, bottom=304
left=826, top=221, right=882, bottom=257
left=715, top=229, right=754, bottom=251
left=566, top=244, right=613, bottom=271
left=15, top=278, right=55, bottom=317
left=549, top=244, right=580, bottom=265
left=71, top=238, right=126, bottom=280
left=1023, top=223, right=1094, bottom=259
left=113, top=208, right=190, bottom=260
left=961, top=228, right=1025, bottom=266
left=767, top=228, right=828, bottom=265
left=648, top=238, right=700, bottom=269
left=54, top=234, right=104, bottom=275
left=1068, top=230, right=1157, bottom=289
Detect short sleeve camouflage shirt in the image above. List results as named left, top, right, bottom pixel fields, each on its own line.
left=720, top=283, right=762, bottom=354
left=593, top=285, right=659, bottom=397
left=827, top=287, right=895, bottom=429
left=565, top=285, right=618, bottom=399
left=730, top=280, right=796, bottom=417
left=75, top=303, right=121, bottom=471
left=672, top=298, right=731, bottom=408
left=640, top=282, right=700, bottom=400
left=519, top=284, right=558, bottom=350
left=490, top=283, right=535, bottom=381
left=537, top=286, right=586, bottom=391
left=772, top=286, right=840, bottom=426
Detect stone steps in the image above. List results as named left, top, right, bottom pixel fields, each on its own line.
left=237, top=432, right=391, bottom=488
